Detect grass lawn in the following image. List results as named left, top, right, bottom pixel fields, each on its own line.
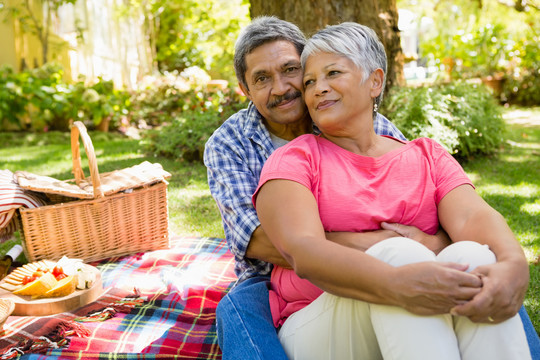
left=461, top=106, right=540, bottom=332
left=0, top=106, right=538, bottom=334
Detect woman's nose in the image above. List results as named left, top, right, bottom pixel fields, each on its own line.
left=315, top=82, right=329, bottom=96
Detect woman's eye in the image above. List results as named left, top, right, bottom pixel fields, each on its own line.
left=304, top=79, right=314, bottom=87
left=328, top=70, right=340, bottom=76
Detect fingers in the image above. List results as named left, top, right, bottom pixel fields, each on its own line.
left=380, top=222, right=420, bottom=239
left=450, top=277, right=522, bottom=323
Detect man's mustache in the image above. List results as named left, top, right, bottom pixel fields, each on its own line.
left=267, top=90, right=302, bottom=109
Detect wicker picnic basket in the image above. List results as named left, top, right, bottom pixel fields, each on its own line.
left=16, top=121, right=170, bottom=262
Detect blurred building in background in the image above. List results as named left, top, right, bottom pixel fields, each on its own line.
left=0, top=0, right=153, bottom=89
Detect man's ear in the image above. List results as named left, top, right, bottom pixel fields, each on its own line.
left=370, top=68, right=384, bottom=98
left=239, top=82, right=251, bottom=100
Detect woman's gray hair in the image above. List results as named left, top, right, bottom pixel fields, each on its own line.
left=301, top=22, right=387, bottom=111
left=234, top=16, right=306, bottom=91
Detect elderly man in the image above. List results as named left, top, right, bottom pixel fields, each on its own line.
left=204, top=16, right=539, bottom=360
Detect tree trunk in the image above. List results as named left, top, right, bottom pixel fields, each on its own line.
left=249, top=0, right=405, bottom=91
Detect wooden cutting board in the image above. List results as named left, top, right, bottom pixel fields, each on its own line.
left=0, top=265, right=103, bottom=316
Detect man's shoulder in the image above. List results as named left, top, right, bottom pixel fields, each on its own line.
left=271, top=134, right=318, bottom=158
left=210, top=107, right=250, bottom=137
left=207, top=104, right=264, bottom=142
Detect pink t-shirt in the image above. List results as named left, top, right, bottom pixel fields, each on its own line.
left=253, top=134, right=473, bottom=327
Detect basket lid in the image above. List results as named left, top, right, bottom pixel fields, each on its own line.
left=15, top=161, right=171, bottom=199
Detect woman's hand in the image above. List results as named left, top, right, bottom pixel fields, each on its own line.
left=388, top=261, right=484, bottom=315
left=449, top=259, right=529, bottom=323
left=438, top=185, right=530, bottom=323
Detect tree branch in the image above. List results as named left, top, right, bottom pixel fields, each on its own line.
left=497, top=0, right=539, bottom=11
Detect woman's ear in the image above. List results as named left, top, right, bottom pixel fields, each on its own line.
left=370, top=68, right=384, bottom=98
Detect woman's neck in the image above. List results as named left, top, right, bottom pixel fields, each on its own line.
left=320, top=117, right=402, bottom=157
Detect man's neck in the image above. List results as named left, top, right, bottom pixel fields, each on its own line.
left=263, top=116, right=312, bottom=141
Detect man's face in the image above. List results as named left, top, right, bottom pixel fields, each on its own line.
left=240, top=40, right=307, bottom=128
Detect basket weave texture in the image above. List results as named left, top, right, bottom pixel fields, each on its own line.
left=18, top=121, right=170, bottom=262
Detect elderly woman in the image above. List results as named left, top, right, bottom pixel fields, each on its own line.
left=253, top=22, right=531, bottom=360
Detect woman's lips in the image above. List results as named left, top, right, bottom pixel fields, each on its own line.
left=316, top=99, right=337, bottom=110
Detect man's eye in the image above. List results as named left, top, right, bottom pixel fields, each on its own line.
left=285, top=66, right=300, bottom=73
left=254, top=76, right=269, bottom=84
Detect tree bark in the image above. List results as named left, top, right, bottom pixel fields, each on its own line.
left=249, top=0, right=405, bottom=90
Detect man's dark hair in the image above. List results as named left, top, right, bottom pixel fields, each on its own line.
left=234, top=16, right=306, bottom=91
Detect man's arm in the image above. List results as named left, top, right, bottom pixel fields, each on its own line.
left=204, top=128, right=263, bottom=266
left=246, top=226, right=291, bottom=267
left=249, top=221, right=451, bottom=265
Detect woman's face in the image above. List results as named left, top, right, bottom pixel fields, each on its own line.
left=303, top=52, right=375, bottom=135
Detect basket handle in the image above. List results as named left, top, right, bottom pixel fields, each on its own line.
left=71, top=121, right=104, bottom=198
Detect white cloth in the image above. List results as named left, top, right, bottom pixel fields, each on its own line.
left=278, top=238, right=531, bottom=360
left=0, top=170, right=46, bottom=242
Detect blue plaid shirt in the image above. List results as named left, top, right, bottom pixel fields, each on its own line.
left=204, top=102, right=406, bottom=282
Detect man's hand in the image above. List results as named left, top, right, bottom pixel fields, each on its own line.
left=381, top=222, right=451, bottom=254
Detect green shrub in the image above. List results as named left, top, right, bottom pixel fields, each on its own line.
left=68, top=77, right=131, bottom=131
left=501, top=70, right=540, bottom=106
left=142, top=81, right=249, bottom=162
left=0, top=65, right=28, bottom=129
left=0, top=63, right=68, bottom=131
left=381, top=82, right=506, bottom=159
left=499, top=28, right=540, bottom=106
left=0, top=64, right=131, bottom=132
left=144, top=110, right=222, bottom=162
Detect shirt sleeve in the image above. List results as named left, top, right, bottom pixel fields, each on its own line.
left=426, top=139, right=474, bottom=204
left=204, top=126, right=261, bottom=263
left=374, top=113, right=407, bottom=140
left=253, top=135, right=317, bottom=207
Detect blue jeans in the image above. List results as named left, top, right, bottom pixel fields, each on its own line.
left=216, top=276, right=288, bottom=360
left=520, top=305, right=540, bottom=359
left=217, top=276, right=540, bottom=360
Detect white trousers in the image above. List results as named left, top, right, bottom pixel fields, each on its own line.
left=278, top=238, right=531, bottom=360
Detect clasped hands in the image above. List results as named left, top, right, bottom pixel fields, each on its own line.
left=387, top=252, right=526, bottom=324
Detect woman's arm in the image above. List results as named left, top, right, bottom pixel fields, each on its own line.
left=437, top=184, right=529, bottom=323
left=256, top=179, right=483, bottom=314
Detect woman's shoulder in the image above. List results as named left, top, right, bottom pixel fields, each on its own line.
left=267, top=134, right=321, bottom=166
left=274, top=134, right=320, bottom=154
left=410, top=137, right=450, bottom=152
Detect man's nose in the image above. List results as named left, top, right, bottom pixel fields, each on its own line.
left=271, top=74, right=291, bottom=95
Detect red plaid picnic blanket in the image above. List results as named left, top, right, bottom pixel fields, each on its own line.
left=0, top=236, right=237, bottom=359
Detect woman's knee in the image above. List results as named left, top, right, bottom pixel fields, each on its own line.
left=436, top=241, right=496, bottom=271
left=366, top=237, right=436, bottom=267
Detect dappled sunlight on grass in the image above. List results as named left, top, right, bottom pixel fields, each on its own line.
left=466, top=172, right=480, bottom=183
left=506, top=139, right=540, bottom=150
left=477, top=184, right=539, bottom=197
left=521, top=201, right=540, bottom=216
left=501, top=155, right=539, bottom=163
left=523, top=246, right=539, bottom=262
